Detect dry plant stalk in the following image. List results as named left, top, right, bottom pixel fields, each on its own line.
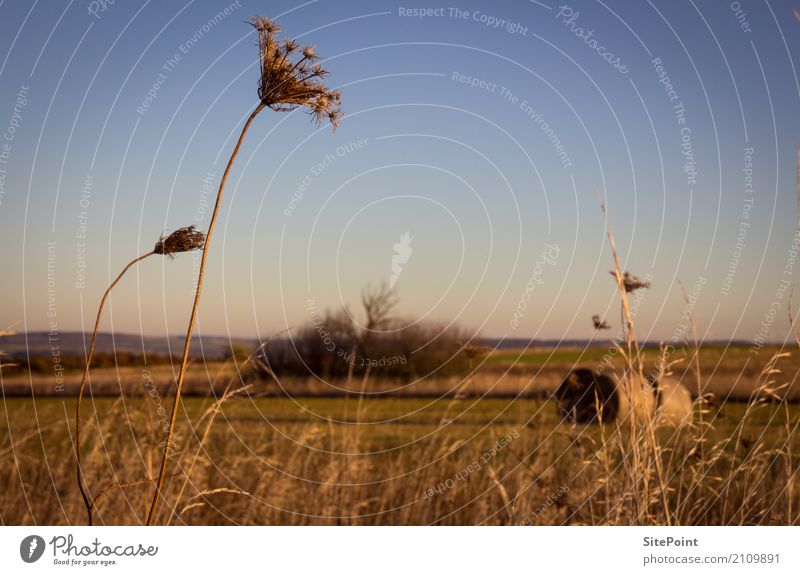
left=598, top=199, right=674, bottom=524
left=677, top=279, right=706, bottom=463
left=145, top=15, right=341, bottom=525
left=167, top=332, right=287, bottom=525
left=75, top=226, right=204, bottom=524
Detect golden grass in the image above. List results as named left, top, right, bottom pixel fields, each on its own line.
left=1, top=389, right=798, bottom=525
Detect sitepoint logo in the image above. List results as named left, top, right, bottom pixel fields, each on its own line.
left=20, top=535, right=46, bottom=563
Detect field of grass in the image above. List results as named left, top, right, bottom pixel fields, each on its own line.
left=3, top=389, right=799, bottom=525
left=3, top=344, right=798, bottom=401
left=3, top=341, right=799, bottom=526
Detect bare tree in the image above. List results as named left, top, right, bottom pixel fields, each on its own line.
left=361, top=282, right=398, bottom=332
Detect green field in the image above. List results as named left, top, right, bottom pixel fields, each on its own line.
left=2, top=393, right=799, bottom=525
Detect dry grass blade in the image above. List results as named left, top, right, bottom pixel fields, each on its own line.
left=486, top=464, right=516, bottom=524
left=178, top=488, right=252, bottom=516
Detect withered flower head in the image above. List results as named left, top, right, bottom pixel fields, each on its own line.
left=250, top=15, right=341, bottom=128
left=284, top=39, right=299, bottom=53
left=592, top=314, right=610, bottom=330
left=154, top=226, right=206, bottom=258
left=610, top=271, right=651, bottom=293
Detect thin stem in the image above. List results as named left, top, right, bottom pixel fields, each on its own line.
left=75, top=250, right=155, bottom=525
left=146, top=101, right=266, bottom=525
left=167, top=332, right=286, bottom=525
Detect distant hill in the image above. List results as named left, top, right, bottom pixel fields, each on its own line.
left=1, top=332, right=761, bottom=360
left=472, top=337, right=758, bottom=350
left=1, top=332, right=259, bottom=359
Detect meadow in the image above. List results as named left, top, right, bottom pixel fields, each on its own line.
left=2, top=344, right=799, bottom=525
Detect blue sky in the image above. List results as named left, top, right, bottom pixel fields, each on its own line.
left=1, top=0, right=799, bottom=345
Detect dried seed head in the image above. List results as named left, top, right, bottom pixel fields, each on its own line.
left=610, top=271, right=650, bottom=292
left=250, top=15, right=342, bottom=129
left=251, top=15, right=280, bottom=34
left=592, top=314, right=610, bottom=330
left=154, top=226, right=206, bottom=258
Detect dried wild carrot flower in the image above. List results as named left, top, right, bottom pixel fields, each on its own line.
left=154, top=226, right=205, bottom=258
left=251, top=15, right=341, bottom=127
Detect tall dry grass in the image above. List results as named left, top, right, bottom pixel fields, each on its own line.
left=2, top=387, right=798, bottom=525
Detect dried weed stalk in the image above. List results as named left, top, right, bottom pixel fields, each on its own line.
left=75, top=227, right=204, bottom=524
left=145, top=15, right=341, bottom=525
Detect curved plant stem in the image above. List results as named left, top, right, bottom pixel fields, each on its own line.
left=146, top=102, right=266, bottom=525
left=76, top=250, right=155, bottom=525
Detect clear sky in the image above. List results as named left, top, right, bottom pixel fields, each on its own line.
left=1, top=0, right=799, bottom=345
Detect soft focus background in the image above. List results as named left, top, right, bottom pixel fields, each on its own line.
left=0, top=1, right=799, bottom=343
left=3, top=1, right=800, bottom=527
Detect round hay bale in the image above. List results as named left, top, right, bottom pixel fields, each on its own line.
left=613, top=371, right=657, bottom=423
left=652, top=376, right=693, bottom=426
left=555, top=368, right=619, bottom=423
left=556, top=369, right=692, bottom=426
